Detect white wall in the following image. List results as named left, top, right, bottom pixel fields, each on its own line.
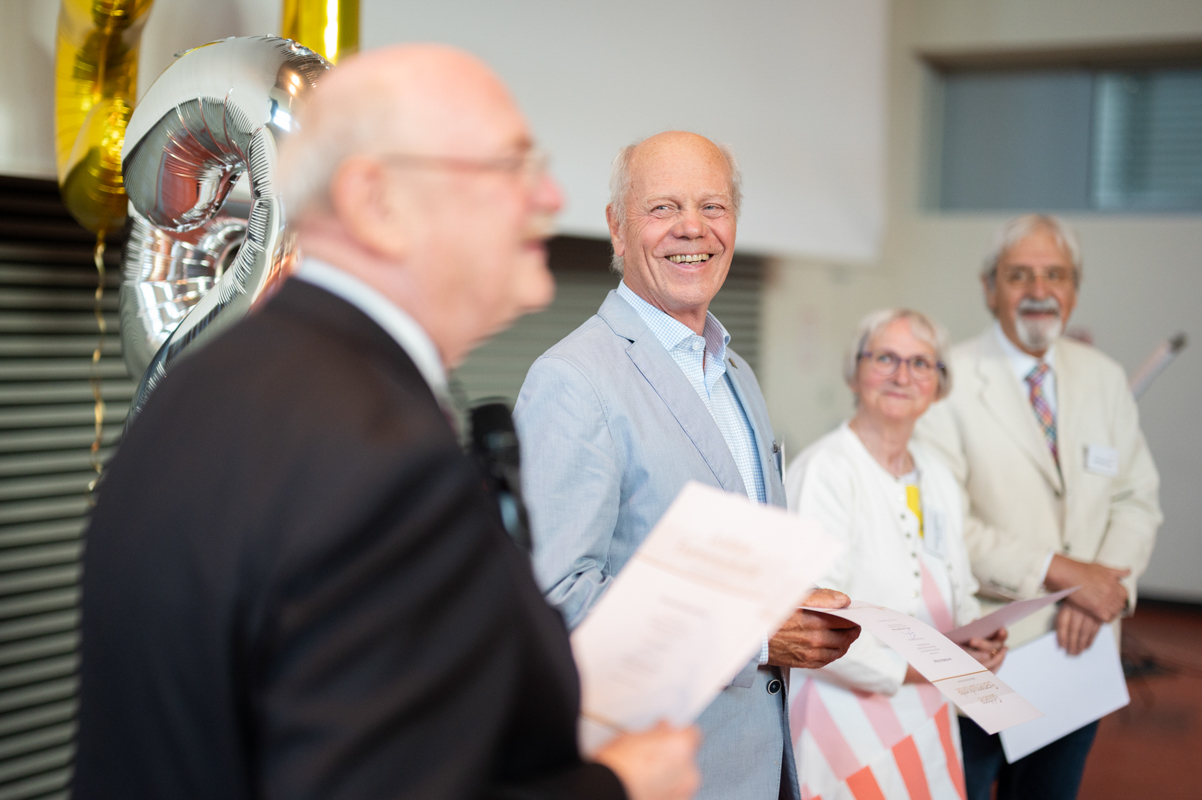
left=763, top=0, right=1202, bottom=601
left=0, top=0, right=59, bottom=177
left=357, top=0, right=887, bottom=260
left=0, top=0, right=278, bottom=178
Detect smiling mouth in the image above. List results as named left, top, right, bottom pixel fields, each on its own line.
left=666, top=254, right=712, bottom=264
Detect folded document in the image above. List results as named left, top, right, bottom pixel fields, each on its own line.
left=571, top=481, right=846, bottom=755
left=801, top=602, right=1044, bottom=734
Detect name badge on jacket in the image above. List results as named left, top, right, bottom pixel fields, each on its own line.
left=1085, top=444, right=1120, bottom=477
left=924, top=510, right=949, bottom=560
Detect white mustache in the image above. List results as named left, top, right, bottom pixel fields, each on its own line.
left=1018, top=297, right=1061, bottom=315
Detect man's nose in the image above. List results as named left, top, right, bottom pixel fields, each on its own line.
left=535, top=172, right=564, bottom=215
left=673, top=207, right=706, bottom=238
left=1028, top=273, right=1052, bottom=298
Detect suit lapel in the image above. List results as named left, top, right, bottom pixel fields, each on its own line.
left=598, top=293, right=748, bottom=497
left=1053, top=339, right=1081, bottom=501
left=974, top=333, right=1064, bottom=493
left=726, top=355, right=785, bottom=507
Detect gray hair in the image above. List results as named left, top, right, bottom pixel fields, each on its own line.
left=843, top=308, right=953, bottom=401
left=982, top=214, right=1082, bottom=289
left=607, top=135, right=743, bottom=274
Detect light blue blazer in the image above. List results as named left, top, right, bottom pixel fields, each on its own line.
left=515, top=290, right=797, bottom=800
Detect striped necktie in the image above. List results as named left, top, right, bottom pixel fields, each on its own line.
left=1025, top=363, right=1057, bottom=464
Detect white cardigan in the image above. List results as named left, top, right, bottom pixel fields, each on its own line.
left=786, top=423, right=981, bottom=695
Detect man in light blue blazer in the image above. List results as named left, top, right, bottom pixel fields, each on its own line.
left=515, top=131, right=861, bottom=800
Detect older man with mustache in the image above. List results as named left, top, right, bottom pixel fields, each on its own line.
left=916, top=214, right=1161, bottom=800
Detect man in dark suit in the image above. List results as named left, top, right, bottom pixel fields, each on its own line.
left=74, top=44, right=699, bottom=800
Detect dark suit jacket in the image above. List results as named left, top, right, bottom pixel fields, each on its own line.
left=74, top=279, right=625, bottom=800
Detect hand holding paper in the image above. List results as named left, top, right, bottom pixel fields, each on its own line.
left=802, top=602, right=1043, bottom=734
left=1055, top=604, right=1103, bottom=656
left=958, top=628, right=1008, bottom=672
left=1044, top=556, right=1129, bottom=621
left=768, top=588, right=861, bottom=670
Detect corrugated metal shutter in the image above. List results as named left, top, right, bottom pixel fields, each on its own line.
left=0, top=175, right=129, bottom=800
left=451, top=235, right=764, bottom=409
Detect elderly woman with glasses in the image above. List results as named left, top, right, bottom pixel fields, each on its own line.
left=785, top=309, right=1007, bottom=800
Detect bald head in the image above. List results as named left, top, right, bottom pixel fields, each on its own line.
left=608, top=131, right=741, bottom=252
left=275, top=44, right=560, bottom=370
left=605, top=130, right=740, bottom=332
left=279, top=44, right=526, bottom=217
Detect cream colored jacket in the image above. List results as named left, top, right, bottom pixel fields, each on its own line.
left=915, top=329, right=1161, bottom=646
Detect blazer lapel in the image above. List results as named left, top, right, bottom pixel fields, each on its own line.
left=974, top=333, right=1064, bottom=493
left=1052, top=339, right=1082, bottom=501
left=726, top=355, right=785, bottom=507
left=598, top=293, right=748, bottom=497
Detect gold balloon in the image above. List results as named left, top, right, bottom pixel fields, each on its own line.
left=281, top=0, right=359, bottom=64
left=54, top=0, right=154, bottom=235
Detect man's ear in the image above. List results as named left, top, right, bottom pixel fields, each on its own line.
left=329, top=156, right=408, bottom=260
left=981, top=273, right=998, bottom=315
left=605, top=204, right=625, bottom=257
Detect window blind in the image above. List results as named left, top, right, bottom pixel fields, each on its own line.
left=1093, top=69, right=1202, bottom=210
left=451, top=236, right=765, bottom=411
left=0, top=175, right=129, bottom=800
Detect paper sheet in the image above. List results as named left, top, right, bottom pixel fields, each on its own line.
left=997, top=625, right=1129, bottom=762
left=571, top=481, right=845, bottom=756
left=945, top=587, right=1079, bottom=644
left=802, top=602, right=1044, bottom=734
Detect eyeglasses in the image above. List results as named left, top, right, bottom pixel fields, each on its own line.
left=376, top=147, right=550, bottom=188
left=995, top=266, right=1077, bottom=288
left=857, top=350, right=944, bottom=381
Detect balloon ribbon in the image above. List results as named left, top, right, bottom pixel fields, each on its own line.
left=87, top=234, right=106, bottom=494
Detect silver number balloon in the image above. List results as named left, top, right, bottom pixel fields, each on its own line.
left=120, top=36, right=330, bottom=420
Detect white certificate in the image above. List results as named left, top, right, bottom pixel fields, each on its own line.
left=801, top=602, right=1044, bottom=734
left=572, top=481, right=845, bottom=756
left=997, top=625, right=1129, bottom=762
left=945, top=587, right=1079, bottom=644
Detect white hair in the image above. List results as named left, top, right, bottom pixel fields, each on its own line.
left=607, top=135, right=743, bottom=274
left=982, top=214, right=1082, bottom=289
left=843, top=308, right=953, bottom=401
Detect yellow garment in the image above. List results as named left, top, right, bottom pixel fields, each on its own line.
left=906, top=483, right=924, bottom=538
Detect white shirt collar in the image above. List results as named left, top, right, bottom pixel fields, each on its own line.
left=616, top=280, right=730, bottom=362
left=293, top=258, right=448, bottom=398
